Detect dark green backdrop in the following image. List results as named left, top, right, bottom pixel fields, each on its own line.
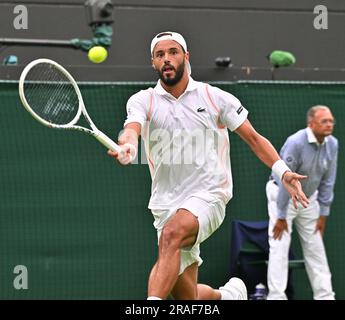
left=0, top=81, right=343, bottom=299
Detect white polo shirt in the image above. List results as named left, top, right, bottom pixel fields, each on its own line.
left=124, top=77, right=248, bottom=210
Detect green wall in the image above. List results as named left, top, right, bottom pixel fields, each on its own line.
left=0, top=81, right=343, bottom=299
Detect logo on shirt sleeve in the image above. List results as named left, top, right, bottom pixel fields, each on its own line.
left=236, top=105, right=244, bottom=115
left=197, top=107, right=206, bottom=112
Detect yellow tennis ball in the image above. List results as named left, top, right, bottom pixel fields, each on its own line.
left=88, top=46, right=108, bottom=63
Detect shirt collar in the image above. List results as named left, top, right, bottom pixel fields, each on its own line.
left=306, top=127, right=328, bottom=145
left=154, top=76, right=198, bottom=96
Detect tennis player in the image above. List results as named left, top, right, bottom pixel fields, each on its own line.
left=108, top=31, right=309, bottom=300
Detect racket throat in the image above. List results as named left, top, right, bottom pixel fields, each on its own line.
left=94, top=130, right=122, bottom=153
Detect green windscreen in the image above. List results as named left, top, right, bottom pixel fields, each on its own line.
left=0, top=81, right=344, bottom=299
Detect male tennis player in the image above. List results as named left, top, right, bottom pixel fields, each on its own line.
left=108, top=31, right=309, bottom=300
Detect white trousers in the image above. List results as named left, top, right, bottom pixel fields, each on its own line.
left=266, top=180, right=335, bottom=300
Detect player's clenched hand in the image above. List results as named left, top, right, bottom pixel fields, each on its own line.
left=107, top=143, right=137, bottom=165
left=282, top=171, right=309, bottom=209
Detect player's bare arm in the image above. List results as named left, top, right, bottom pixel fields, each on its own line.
left=235, top=119, right=309, bottom=208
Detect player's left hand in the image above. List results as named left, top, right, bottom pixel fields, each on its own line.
left=282, top=171, right=309, bottom=209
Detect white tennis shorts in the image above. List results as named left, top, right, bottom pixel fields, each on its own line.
left=151, top=195, right=226, bottom=275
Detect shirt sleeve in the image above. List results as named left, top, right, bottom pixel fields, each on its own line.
left=275, top=137, right=301, bottom=219
left=210, top=86, right=248, bottom=131
left=318, top=140, right=338, bottom=216
left=123, top=90, right=149, bottom=128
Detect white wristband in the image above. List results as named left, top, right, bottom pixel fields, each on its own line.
left=272, top=159, right=291, bottom=181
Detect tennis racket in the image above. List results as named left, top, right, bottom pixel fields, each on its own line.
left=18, top=58, right=133, bottom=160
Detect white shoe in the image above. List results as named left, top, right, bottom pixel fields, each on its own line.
left=219, top=277, right=248, bottom=300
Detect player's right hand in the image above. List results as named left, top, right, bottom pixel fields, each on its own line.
left=107, top=143, right=137, bottom=165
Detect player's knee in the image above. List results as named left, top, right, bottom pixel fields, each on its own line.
left=160, top=225, right=184, bottom=250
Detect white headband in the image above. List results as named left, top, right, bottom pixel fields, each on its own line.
left=150, top=31, right=191, bottom=75
left=150, top=31, right=187, bottom=55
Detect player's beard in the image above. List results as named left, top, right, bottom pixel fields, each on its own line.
left=158, top=60, right=185, bottom=86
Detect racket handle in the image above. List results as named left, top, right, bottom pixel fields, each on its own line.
left=94, top=131, right=123, bottom=154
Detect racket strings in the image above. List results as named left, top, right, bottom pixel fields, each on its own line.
left=23, top=63, right=79, bottom=125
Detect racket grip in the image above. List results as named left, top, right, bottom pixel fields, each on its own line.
left=94, top=131, right=123, bottom=154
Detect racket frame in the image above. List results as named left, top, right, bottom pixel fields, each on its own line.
left=18, top=58, right=124, bottom=154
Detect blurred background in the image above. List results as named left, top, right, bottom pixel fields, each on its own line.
left=1, top=0, right=345, bottom=81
